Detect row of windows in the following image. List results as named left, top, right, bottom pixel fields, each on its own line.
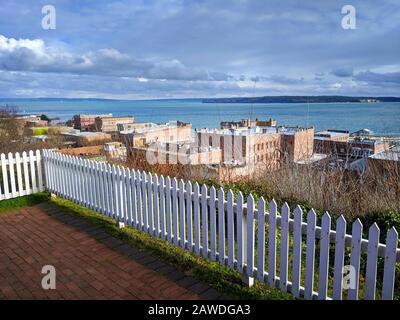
left=256, top=151, right=279, bottom=162
left=255, top=140, right=278, bottom=152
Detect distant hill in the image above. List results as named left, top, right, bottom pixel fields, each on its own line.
left=202, top=96, right=400, bottom=103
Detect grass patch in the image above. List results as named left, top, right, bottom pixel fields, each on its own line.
left=48, top=196, right=294, bottom=300
left=0, top=192, right=50, bottom=213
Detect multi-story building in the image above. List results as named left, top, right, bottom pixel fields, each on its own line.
left=120, top=121, right=192, bottom=149
left=73, top=114, right=112, bottom=131
left=367, top=146, right=400, bottom=174
left=314, top=132, right=389, bottom=159
left=196, top=125, right=314, bottom=173
left=94, top=116, right=134, bottom=133
left=104, top=142, right=127, bottom=161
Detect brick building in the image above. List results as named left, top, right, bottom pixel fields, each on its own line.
left=95, top=116, right=134, bottom=133
left=73, top=114, right=112, bottom=131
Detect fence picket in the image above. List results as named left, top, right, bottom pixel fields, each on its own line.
left=348, top=219, right=363, bottom=300
left=365, top=223, right=380, bottom=300
left=246, top=195, right=255, bottom=278
left=333, top=215, right=347, bottom=300
left=201, top=184, right=208, bottom=258
left=179, top=179, right=186, bottom=247
left=159, top=175, right=166, bottom=239
left=136, top=170, right=143, bottom=228
left=172, top=178, right=179, bottom=245
left=318, top=212, right=331, bottom=300
left=382, top=227, right=398, bottom=300
left=141, top=171, right=148, bottom=231
left=268, top=199, right=278, bottom=286
left=1, top=153, right=10, bottom=199
left=227, top=190, right=234, bottom=268
left=235, top=191, right=245, bottom=272
left=147, top=173, right=154, bottom=234
left=130, top=169, right=137, bottom=227
left=305, top=209, right=317, bottom=300
left=193, top=182, right=201, bottom=255
left=165, top=176, right=172, bottom=242
left=22, top=152, right=30, bottom=196
left=124, top=168, right=132, bottom=226
left=186, top=181, right=193, bottom=251
left=29, top=151, right=37, bottom=194
left=8, top=153, right=17, bottom=198
left=15, top=152, right=23, bottom=196
left=153, top=174, right=160, bottom=236
left=257, top=198, right=266, bottom=281
left=36, top=150, right=43, bottom=192
left=218, top=188, right=226, bottom=265
left=209, top=186, right=217, bottom=261
left=292, top=206, right=303, bottom=298
left=280, top=203, right=290, bottom=291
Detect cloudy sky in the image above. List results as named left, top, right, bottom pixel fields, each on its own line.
left=0, top=0, right=399, bottom=99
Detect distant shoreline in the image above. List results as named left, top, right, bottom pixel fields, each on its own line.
left=1, top=96, right=400, bottom=103
left=202, top=96, right=400, bottom=104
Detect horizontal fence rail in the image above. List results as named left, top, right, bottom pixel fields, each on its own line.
left=21, top=149, right=399, bottom=300
left=0, top=150, right=43, bottom=200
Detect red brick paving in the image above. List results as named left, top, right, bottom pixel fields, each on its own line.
left=0, top=203, right=223, bottom=300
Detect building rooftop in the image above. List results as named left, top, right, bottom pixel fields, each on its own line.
left=62, top=130, right=109, bottom=137
left=314, top=130, right=349, bottom=140
left=121, top=121, right=191, bottom=135
left=369, top=146, right=400, bottom=161
left=196, top=125, right=311, bottom=136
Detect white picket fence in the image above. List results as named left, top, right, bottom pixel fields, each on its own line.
left=40, top=149, right=400, bottom=300
left=0, top=150, right=43, bottom=200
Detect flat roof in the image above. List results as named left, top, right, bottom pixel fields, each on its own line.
left=197, top=125, right=310, bottom=136
left=315, top=130, right=349, bottom=139
left=369, top=146, right=400, bottom=161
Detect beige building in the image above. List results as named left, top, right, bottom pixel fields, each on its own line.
left=104, top=142, right=127, bottom=161
left=61, top=130, right=112, bottom=147
left=73, top=114, right=112, bottom=131
left=196, top=125, right=314, bottom=180
left=95, top=116, right=134, bottom=133
left=121, top=121, right=192, bottom=149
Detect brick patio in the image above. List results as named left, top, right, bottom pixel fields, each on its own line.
left=0, top=202, right=224, bottom=300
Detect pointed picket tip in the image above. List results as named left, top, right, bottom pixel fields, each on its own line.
left=227, top=188, right=234, bottom=200
left=352, top=218, right=363, bottom=230
left=186, top=180, right=192, bottom=189
left=236, top=190, right=243, bottom=201
left=247, top=193, right=254, bottom=206
left=209, top=185, right=216, bottom=195
left=179, top=178, right=184, bottom=186
left=307, top=208, right=317, bottom=220
left=153, top=174, right=158, bottom=183
left=269, top=198, right=277, bottom=211
left=369, top=222, right=380, bottom=234
left=258, top=197, right=266, bottom=213
left=282, top=202, right=290, bottom=213
left=387, top=226, right=398, bottom=237
left=336, top=214, right=347, bottom=227
left=193, top=181, right=200, bottom=190
left=322, top=211, right=331, bottom=221
left=294, top=205, right=303, bottom=217
left=201, top=183, right=208, bottom=192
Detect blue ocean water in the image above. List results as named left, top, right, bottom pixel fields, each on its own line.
left=1, top=99, right=400, bottom=135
